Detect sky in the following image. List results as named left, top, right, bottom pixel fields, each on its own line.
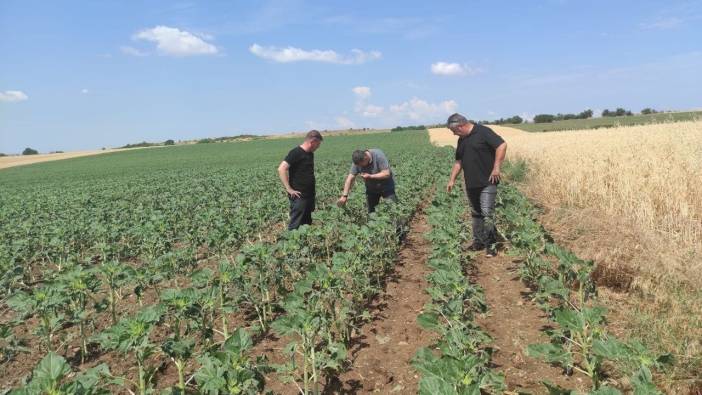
left=1, top=0, right=701, bottom=153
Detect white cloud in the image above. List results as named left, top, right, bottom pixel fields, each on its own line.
left=640, top=16, right=683, bottom=30
left=352, top=86, right=371, bottom=99
left=133, top=26, right=218, bottom=56
left=347, top=86, right=456, bottom=124
left=336, top=116, right=356, bottom=129
left=431, top=61, right=482, bottom=76
left=0, top=90, right=28, bottom=102
left=249, top=44, right=381, bottom=64
left=352, top=86, right=384, bottom=117
left=81, top=88, right=89, bottom=94
left=120, top=45, right=148, bottom=57
left=361, top=104, right=384, bottom=117
left=389, top=97, right=458, bottom=121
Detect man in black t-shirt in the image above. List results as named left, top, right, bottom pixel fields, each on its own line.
left=445, top=113, right=507, bottom=257
left=277, top=130, right=323, bottom=230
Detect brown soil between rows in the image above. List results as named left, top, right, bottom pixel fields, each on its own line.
left=254, top=208, right=436, bottom=394
left=474, top=249, right=589, bottom=393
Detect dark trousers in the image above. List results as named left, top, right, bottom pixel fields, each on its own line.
left=288, top=196, right=315, bottom=230
left=366, top=189, right=398, bottom=213
left=466, top=184, right=497, bottom=247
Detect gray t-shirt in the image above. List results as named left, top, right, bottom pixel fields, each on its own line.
left=350, top=149, right=394, bottom=193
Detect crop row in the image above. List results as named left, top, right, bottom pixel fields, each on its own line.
left=4, top=145, right=453, bottom=394
left=412, top=191, right=505, bottom=394
left=496, top=161, right=670, bottom=394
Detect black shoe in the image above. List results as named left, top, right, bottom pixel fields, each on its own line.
left=468, top=242, right=485, bottom=251
left=486, top=245, right=497, bottom=257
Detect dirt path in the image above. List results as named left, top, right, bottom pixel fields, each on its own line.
left=255, top=208, right=436, bottom=394
left=329, top=210, right=435, bottom=394
left=0, top=146, right=165, bottom=170
left=428, top=125, right=527, bottom=149
left=474, top=250, right=588, bottom=393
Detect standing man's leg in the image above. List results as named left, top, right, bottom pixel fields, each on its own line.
left=480, top=184, right=498, bottom=254
left=301, top=197, right=314, bottom=226
left=366, top=193, right=382, bottom=213
left=466, top=187, right=486, bottom=248
left=288, top=197, right=308, bottom=230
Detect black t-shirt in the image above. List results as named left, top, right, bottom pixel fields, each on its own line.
left=284, top=146, right=315, bottom=196
left=455, top=124, right=505, bottom=188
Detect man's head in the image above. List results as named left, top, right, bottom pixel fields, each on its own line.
left=304, top=130, right=323, bottom=152
left=446, top=113, right=472, bottom=136
left=352, top=149, right=370, bottom=167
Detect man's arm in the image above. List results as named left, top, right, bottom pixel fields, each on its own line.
left=277, top=161, right=301, bottom=198
left=447, top=160, right=463, bottom=192
left=489, top=142, right=507, bottom=184
left=337, top=173, right=356, bottom=206
left=361, top=169, right=391, bottom=180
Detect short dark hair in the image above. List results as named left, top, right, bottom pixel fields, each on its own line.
left=305, top=130, right=323, bottom=141
left=447, top=113, right=469, bottom=127
left=352, top=150, right=367, bottom=165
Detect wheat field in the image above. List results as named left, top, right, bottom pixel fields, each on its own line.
left=499, top=121, right=702, bottom=287
left=429, top=122, right=702, bottom=381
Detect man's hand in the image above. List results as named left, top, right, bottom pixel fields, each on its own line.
left=446, top=180, right=455, bottom=193
left=337, top=196, right=348, bottom=207
left=489, top=168, right=501, bottom=184
left=360, top=173, right=372, bottom=180
left=287, top=189, right=302, bottom=199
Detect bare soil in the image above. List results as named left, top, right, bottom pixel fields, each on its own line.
left=254, top=207, right=436, bottom=394
left=428, top=125, right=526, bottom=149
left=0, top=146, right=164, bottom=170
left=474, top=249, right=589, bottom=393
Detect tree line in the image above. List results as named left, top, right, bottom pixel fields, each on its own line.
left=482, top=107, right=660, bottom=124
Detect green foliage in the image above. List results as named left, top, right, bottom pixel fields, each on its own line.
left=412, top=191, right=505, bottom=394
left=534, top=114, right=556, bottom=123
left=22, top=147, right=38, bottom=155
left=496, top=162, right=668, bottom=393
left=194, top=329, right=266, bottom=395
left=119, top=141, right=157, bottom=149
left=602, top=108, right=633, bottom=117
left=391, top=125, right=426, bottom=132
left=9, top=352, right=111, bottom=395
left=0, top=131, right=453, bottom=392
left=489, top=115, right=523, bottom=124
left=511, top=110, right=701, bottom=132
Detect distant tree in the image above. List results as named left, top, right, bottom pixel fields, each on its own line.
left=641, top=108, right=653, bottom=115
left=197, top=138, right=213, bottom=144
left=120, top=141, right=156, bottom=149
left=602, top=109, right=612, bottom=117
left=534, top=114, right=555, bottom=123
left=0, top=153, right=6, bottom=157
left=615, top=108, right=627, bottom=116
left=22, top=147, right=38, bottom=155
left=578, top=109, right=593, bottom=119
left=164, top=139, right=175, bottom=146
left=391, top=125, right=426, bottom=132
left=504, top=115, right=523, bottom=124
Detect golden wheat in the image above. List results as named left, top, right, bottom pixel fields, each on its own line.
left=499, top=121, right=702, bottom=280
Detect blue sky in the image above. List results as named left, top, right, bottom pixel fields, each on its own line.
left=1, top=0, right=701, bottom=153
